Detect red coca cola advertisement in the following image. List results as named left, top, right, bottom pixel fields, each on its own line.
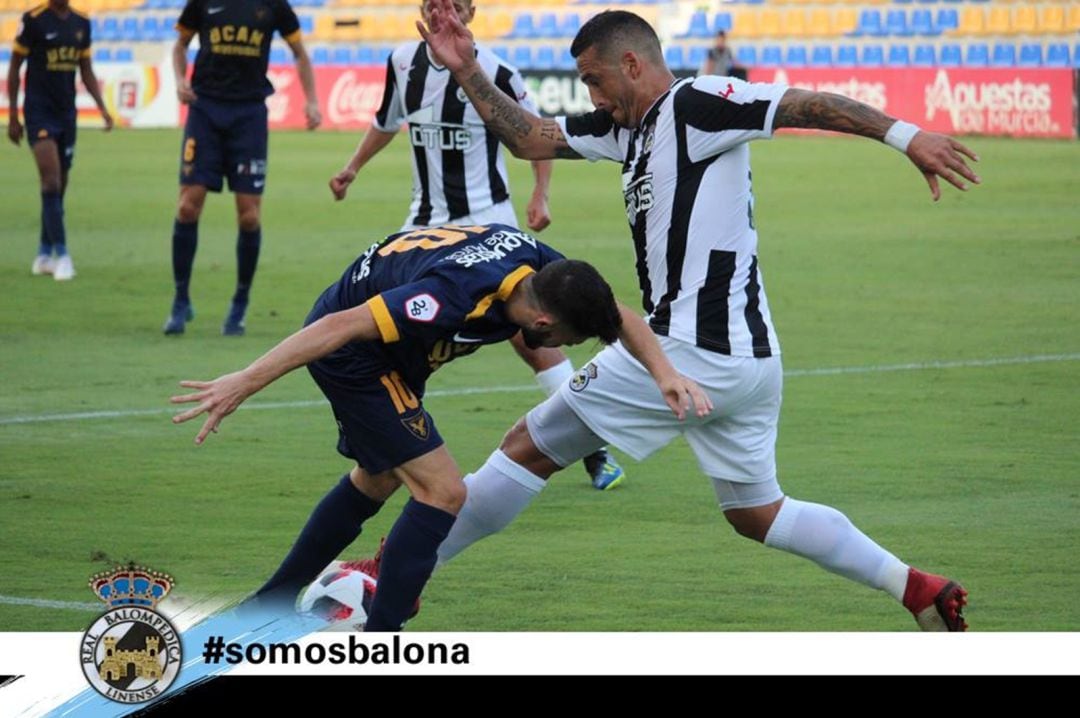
left=750, top=67, right=1075, bottom=139
left=265, top=65, right=386, bottom=130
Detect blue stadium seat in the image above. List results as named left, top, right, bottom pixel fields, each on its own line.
left=0, top=48, right=10, bottom=63
left=935, top=9, right=958, bottom=33
left=809, top=46, right=832, bottom=67
left=535, top=14, right=558, bottom=39
left=508, top=14, right=535, bottom=40
left=560, top=14, right=581, bottom=39
left=114, top=47, right=133, bottom=62
left=664, top=46, right=686, bottom=71
left=885, top=10, right=912, bottom=37
left=688, top=45, right=709, bottom=69
left=331, top=47, right=351, bottom=65
left=376, top=46, right=392, bottom=64
left=681, top=11, right=711, bottom=39
left=785, top=46, right=807, bottom=67
left=93, top=47, right=111, bottom=63
left=557, top=48, right=576, bottom=70
left=916, top=0, right=937, bottom=4
left=912, top=44, right=936, bottom=67
left=512, top=46, right=532, bottom=69
left=311, top=47, right=331, bottom=65
left=270, top=47, right=288, bottom=65
left=991, top=44, right=1015, bottom=68
left=887, top=45, right=910, bottom=67
left=1074, top=44, right=1080, bottom=69
left=894, top=0, right=912, bottom=4
left=533, top=46, right=555, bottom=70
left=491, top=46, right=509, bottom=63
left=735, top=46, right=756, bottom=67
left=713, top=13, right=732, bottom=34
left=1044, top=44, right=1069, bottom=68
left=760, top=46, right=782, bottom=66
left=860, top=45, right=884, bottom=66
left=356, top=46, right=375, bottom=65
left=299, top=15, right=314, bottom=35
left=1017, top=44, right=1041, bottom=68
left=100, top=17, right=120, bottom=42
left=854, top=10, right=885, bottom=37
left=964, top=44, right=989, bottom=67
left=120, top=17, right=140, bottom=42
left=910, top=10, right=938, bottom=37
left=186, top=48, right=197, bottom=64
left=835, top=45, right=858, bottom=67
left=939, top=44, right=961, bottom=67
left=138, top=17, right=162, bottom=42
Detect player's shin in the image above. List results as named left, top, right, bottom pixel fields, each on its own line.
left=763, top=497, right=909, bottom=601
left=255, top=474, right=385, bottom=607
left=436, top=449, right=547, bottom=567
left=364, top=498, right=456, bottom=631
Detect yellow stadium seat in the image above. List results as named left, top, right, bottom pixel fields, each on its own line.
left=313, top=14, right=336, bottom=42
left=1068, top=5, right=1080, bottom=32
left=757, top=9, right=781, bottom=38
left=807, top=9, right=830, bottom=37
left=1011, top=6, right=1036, bottom=34
left=830, top=8, right=858, bottom=36
left=985, top=7, right=1010, bottom=34
left=781, top=9, right=807, bottom=38
left=955, top=7, right=985, bottom=36
left=1037, top=6, right=1066, bottom=34
left=490, top=11, right=513, bottom=38
left=731, top=10, right=760, bottom=39
left=1, top=17, right=19, bottom=42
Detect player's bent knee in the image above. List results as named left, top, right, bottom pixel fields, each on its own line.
left=500, top=419, right=560, bottom=479
left=237, top=211, right=260, bottom=233
left=722, top=500, right=784, bottom=543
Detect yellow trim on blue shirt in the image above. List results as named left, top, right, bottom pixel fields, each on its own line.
left=465, top=266, right=535, bottom=321
left=368, top=295, right=400, bottom=344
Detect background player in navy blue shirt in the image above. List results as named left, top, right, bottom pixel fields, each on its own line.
left=165, top=0, right=320, bottom=336
left=171, top=224, right=708, bottom=631
left=7, top=0, right=112, bottom=281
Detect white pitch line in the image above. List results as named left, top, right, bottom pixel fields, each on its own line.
left=1, top=353, right=1078, bottom=428
left=0, top=595, right=99, bottom=611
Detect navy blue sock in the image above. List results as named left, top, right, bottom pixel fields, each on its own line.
left=41, top=192, right=66, bottom=256
left=171, top=220, right=198, bottom=305
left=38, top=208, right=52, bottom=256
left=233, top=227, right=261, bottom=307
left=255, top=474, right=384, bottom=607
left=364, top=498, right=456, bottom=632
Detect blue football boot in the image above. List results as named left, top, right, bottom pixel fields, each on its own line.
left=584, top=449, right=625, bottom=491
left=163, top=301, right=194, bottom=335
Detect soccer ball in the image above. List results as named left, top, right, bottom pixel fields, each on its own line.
left=298, top=564, right=376, bottom=631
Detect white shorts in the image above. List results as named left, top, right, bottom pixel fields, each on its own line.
left=552, top=337, right=783, bottom=483
left=399, top=199, right=518, bottom=232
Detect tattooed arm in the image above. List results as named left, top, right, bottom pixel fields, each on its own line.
left=418, top=0, right=581, bottom=160
left=773, top=88, right=981, bottom=201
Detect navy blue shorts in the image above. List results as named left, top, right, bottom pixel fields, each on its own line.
left=307, top=359, right=444, bottom=475
left=26, top=111, right=77, bottom=171
left=180, top=97, right=268, bottom=194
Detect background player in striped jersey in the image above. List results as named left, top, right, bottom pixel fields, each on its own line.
left=164, top=0, right=320, bottom=337
left=7, top=0, right=112, bottom=281
left=419, top=3, right=978, bottom=630
left=171, top=224, right=708, bottom=631
left=328, top=0, right=625, bottom=490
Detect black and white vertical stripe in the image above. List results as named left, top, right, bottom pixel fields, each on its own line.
left=560, top=76, right=787, bottom=358
left=373, top=41, right=535, bottom=227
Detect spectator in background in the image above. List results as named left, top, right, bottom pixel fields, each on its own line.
left=699, top=30, right=746, bottom=81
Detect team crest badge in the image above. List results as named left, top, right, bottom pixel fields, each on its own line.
left=569, top=362, right=598, bottom=392
left=402, top=410, right=430, bottom=440
left=80, top=564, right=182, bottom=704
left=455, top=87, right=469, bottom=105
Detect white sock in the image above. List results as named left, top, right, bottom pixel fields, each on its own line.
left=764, top=497, right=910, bottom=601
left=534, top=359, right=573, bottom=396
left=435, top=450, right=547, bottom=567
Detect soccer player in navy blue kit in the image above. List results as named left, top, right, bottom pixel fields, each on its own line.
left=7, top=0, right=112, bottom=281
left=165, top=0, right=321, bottom=336
left=171, top=223, right=708, bottom=631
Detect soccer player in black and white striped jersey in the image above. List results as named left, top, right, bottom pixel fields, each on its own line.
left=330, top=0, right=627, bottom=491
left=421, top=2, right=979, bottom=630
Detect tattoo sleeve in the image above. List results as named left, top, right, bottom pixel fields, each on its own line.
left=461, top=68, right=581, bottom=160
left=772, top=88, right=896, bottom=141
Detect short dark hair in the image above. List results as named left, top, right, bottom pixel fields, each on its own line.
left=531, top=259, right=622, bottom=344
left=570, top=10, right=663, bottom=64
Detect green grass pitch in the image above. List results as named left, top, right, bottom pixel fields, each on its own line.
left=1, top=129, right=1077, bottom=631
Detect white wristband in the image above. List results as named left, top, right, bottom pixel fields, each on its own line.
left=884, top=120, right=920, bottom=153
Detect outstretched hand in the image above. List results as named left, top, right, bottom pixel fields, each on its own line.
left=658, top=374, right=713, bottom=421
left=906, top=132, right=980, bottom=201
left=170, top=372, right=256, bottom=445
left=416, top=0, right=476, bottom=73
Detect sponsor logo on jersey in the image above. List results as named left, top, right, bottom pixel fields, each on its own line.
left=405, top=293, right=440, bottom=322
